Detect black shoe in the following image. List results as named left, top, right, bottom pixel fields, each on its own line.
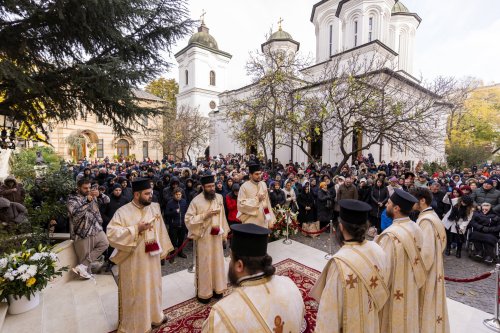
left=161, top=259, right=165, bottom=266
left=213, top=292, right=223, bottom=300
left=152, top=315, right=168, bottom=328
left=178, top=251, right=187, bottom=259
left=455, top=250, right=461, bottom=258
left=484, top=256, right=494, bottom=264
left=169, top=256, right=175, bottom=264
left=197, top=296, right=210, bottom=304
left=445, top=248, right=450, bottom=256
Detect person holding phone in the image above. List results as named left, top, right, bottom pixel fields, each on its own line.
left=67, top=179, right=110, bottom=279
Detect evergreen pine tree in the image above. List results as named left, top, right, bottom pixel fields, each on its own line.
left=0, top=0, right=194, bottom=140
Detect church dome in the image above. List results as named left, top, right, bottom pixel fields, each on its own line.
left=392, top=2, right=410, bottom=14
left=269, top=29, right=293, bottom=41
left=188, top=23, right=218, bottom=50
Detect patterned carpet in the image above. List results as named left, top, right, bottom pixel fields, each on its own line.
left=153, top=258, right=321, bottom=333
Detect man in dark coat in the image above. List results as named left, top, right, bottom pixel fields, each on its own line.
left=430, top=182, right=449, bottom=219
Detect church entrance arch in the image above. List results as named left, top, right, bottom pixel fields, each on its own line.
left=308, top=124, right=323, bottom=162
left=116, top=139, right=130, bottom=157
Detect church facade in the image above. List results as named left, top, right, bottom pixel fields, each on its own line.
left=45, top=89, right=165, bottom=162
left=176, top=0, right=446, bottom=166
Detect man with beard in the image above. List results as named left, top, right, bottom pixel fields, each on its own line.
left=237, top=163, right=276, bottom=229
left=202, top=223, right=304, bottom=332
left=185, top=175, right=230, bottom=303
left=106, top=178, right=173, bottom=333
left=67, top=179, right=110, bottom=279
left=311, top=200, right=390, bottom=333
left=375, top=189, right=426, bottom=333
left=411, top=188, right=450, bottom=333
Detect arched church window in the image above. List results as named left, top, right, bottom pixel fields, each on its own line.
left=354, top=20, right=359, bottom=46
left=329, top=24, right=333, bottom=56
left=116, top=139, right=130, bottom=157
left=185, top=70, right=189, bottom=85
left=368, top=17, right=374, bottom=42
left=210, top=71, right=216, bottom=86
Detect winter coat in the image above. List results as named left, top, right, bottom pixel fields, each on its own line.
left=283, top=188, right=297, bottom=210
left=0, top=176, right=26, bottom=204
left=431, top=190, right=449, bottom=219
left=337, top=184, right=358, bottom=202
left=371, top=185, right=389, bottom=217
left=164, top=198, right=188, bottom=228
left=472, top=187, right=500, bottom=214
left=162, top=177, right=186, bottom=207
left=470, top=210, right=500, bottom=237
left=225, top=193, right=240, bottom=223
left=101, top=193, right=129, bottom=229
left=297, top=191, right=315, bottom=223
left=121, top=186, right=133, bottom=203
left=0, top=197, right=28, bottom=224
left=317, top=189, right=334, bottom=222
left=357, top=185, right=371, bottom=204
left=269, top=189, right=286, bottom=208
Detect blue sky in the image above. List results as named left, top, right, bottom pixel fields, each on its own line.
left=164, top=0, right=500, bottom=89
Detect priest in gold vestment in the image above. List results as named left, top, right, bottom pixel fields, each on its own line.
left=185, top=175, right=229, bottom=303
left=311, top=199, right=390, bottom=333
left=411, top=188, right=450, bottom=333
left=376, top=189, right=426, bottom=333
left=237, top=163, right=276, bottom=229
left=203, top=223, right=304, bottom=333
left=106, top=178, right=173, bottom=333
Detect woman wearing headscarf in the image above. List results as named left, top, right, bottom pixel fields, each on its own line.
left=297, top=183, right=318, bottom=237
left=317, top=182, right=334, bottom=231
left=269, top=181, right=286, bottom=208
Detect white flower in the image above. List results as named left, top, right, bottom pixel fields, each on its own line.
left=0, top=258, right=7, bottom=269
left=17, top=264, right=28, bottom=273
left=18, top=273, right=31, bottom=281
left=30, top=253, right=42, bottom=261
left=11, top=270, right=19, bottom=277
left=4, top=272, right=14, bottom=281
left=49, top=253, right=58, bottom=261
left=27, top=265, right=37, bottom=276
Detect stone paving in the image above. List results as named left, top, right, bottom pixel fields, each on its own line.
left=158, top=231, right=496, bottom=314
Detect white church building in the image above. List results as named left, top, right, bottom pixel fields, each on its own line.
left=175, top=0, right=446, bottom=165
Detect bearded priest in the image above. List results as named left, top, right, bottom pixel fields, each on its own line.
left=202, top=223, right=305, bottom=332
left=237, top=163, right=276, bottom=229
left=311, top=199, right=390, bottom=333
left=185, top=175, right=229, bottom=303
left=411, top=187, right=450, bottom=333
left=375, top=189, right=426, bottom=333
left=106, top=178, right=173, bottom=333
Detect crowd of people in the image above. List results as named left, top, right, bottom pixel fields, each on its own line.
left=1, top=152, right=499, bottom=332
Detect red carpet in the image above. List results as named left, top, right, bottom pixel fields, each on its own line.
left=154, top=258, right=320, bottom=333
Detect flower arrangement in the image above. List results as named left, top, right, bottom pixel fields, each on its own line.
left=271, top=206, right=299, bottom=240
left=0, top=241, right=68, bottom=301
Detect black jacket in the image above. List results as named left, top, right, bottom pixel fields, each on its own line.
left=269, top=189, right=286, bottom=208
left=297, top=190, right=315, bottom=223
left=164, top=198, right=188, bottom=228
left=470, top=211, right=500, bottom=235
left=371, top=185, right=389, bottom=217
left=317, top=189, right=334, bottom=222
left=431, top=190, right=449, bottom=219
left=102, top=194, right=129, bottom=229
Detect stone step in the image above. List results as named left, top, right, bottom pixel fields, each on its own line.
left=51, top=239, right=78, bottom=285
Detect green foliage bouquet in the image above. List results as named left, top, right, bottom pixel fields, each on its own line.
left=0, top=241, right=68, bottom=301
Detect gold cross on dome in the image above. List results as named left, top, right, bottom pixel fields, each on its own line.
left=200, top=9, right=207, bottom=23
left=278, top=17, right=284, bottom=31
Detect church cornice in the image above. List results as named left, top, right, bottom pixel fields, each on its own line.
left=174, top=42, right=232, bottom=59
left=391, top=12, right=422, bottom=24
left=260, top=38, right=300, bottom=52
left=177, top=87, right=221, bottom=98
left=311, top=0, right=401, bottom=22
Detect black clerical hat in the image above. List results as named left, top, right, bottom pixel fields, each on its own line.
left=200, top=175, right=215, bottom=185
left=339, top=199, right=371, bottom=225
left=390, top=188, right=418, bottom=211
left=230, top=223, right=270, bottom=257
left=131, top=178, right=151, bottom=192
left=248, top=163, right=261, bottom=174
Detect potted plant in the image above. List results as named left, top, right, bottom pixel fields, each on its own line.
left=270, top=206, right=299, bottom=241
left=0, top=241, right=68, bottom=314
